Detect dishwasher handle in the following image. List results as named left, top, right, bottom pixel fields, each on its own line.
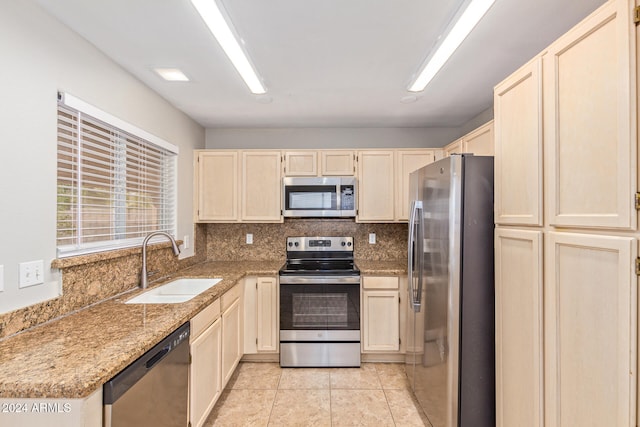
left=103, top=322, right=190, bottom=404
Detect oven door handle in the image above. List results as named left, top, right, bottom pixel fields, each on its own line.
left=278, top=276, right=361, bottom=285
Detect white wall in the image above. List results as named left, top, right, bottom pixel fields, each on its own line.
left=206, top=127, right=461, bottom=149
left=0, top=1, right=205, bottom=313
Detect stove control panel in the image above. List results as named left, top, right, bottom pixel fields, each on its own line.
left=286, top=236, right=353, bottom=252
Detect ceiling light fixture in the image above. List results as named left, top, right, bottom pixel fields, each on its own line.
left=190, top=0, right=266, bottom=94
left=154, top=68, right=190, bottom=82
left=408, top=0, right=495, bottom=92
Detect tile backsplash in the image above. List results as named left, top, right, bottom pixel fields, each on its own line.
left=206, top=219, right=408, bottom=261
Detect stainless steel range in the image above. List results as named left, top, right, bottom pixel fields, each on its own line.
left=279, top=236, right=361, bottom=367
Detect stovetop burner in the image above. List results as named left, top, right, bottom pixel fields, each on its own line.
left=279, top=236, right=359, bottom=277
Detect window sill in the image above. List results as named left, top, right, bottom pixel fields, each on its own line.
left=51, top=240, right=183, bottom=270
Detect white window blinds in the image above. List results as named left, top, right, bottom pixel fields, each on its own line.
left=56, top=93, right=178, bottom=257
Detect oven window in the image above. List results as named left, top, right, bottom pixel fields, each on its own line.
left=280, top=284, right=360, bottom=330
left=285, top=185, right=337, bottom=210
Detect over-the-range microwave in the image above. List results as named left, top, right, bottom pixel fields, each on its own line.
left=282, top=176, right=356, bottom=218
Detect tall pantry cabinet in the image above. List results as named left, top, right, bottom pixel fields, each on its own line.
left=494, top=0, right=638, bottom=426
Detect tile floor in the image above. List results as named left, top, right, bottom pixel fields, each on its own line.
left=203, top=362, right=431, bottom=426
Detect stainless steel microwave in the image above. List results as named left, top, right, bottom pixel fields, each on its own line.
left=282, top=177, right=356, bottom=218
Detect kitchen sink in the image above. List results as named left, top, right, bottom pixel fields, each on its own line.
left=125, top=278, right=222, bottom=304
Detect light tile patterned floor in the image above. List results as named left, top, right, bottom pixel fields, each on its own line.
left=204, top=362, right=430, bottom=426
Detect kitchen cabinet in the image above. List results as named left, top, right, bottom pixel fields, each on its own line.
left=356, top=150, right=395, bottom=221
left=283, top=151, right=317, bottom=176
left=241, top=151, right=283, bottom=222
left=243, top=276, right=278, bottom=355
left=395, top=149, right=437, bottom=221
left=189, top=300, right=222, bottom=427
left=194, top=151, right=239, bottom=222
left=493, top=1, right=639, bottom=426
left=321, top=150, right=355, bottom=175
left=361, top=276, right=400, bottom=352
left=463, top=120, right=494, bottom=156
left=494, top=57, right=543, bottom=226
left=221, top=284, right=242, bottom=387
left=443, top=137, right=463, bottom=157
left=545, top=232, right=636, bottom=427
left=495, top=228, right=543, bottom=427
left=544, top=0, right=636, bottom=230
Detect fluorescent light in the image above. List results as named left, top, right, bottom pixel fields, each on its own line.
left=154, top=68, right=190, bottom=81
left=408, top=0, right=495, bottom=92
left=190, top=0, right=266, bottom=94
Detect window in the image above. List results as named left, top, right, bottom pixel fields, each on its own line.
left=56, top=93, right=178, bottom=257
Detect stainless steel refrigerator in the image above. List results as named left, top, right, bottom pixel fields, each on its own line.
left=406, top=154, right=495, bottom=427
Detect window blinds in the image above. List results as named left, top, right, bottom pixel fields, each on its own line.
left=56, top=94, right=177, bottom=257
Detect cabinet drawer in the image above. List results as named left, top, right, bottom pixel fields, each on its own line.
left=221, top=284, right=241, bottom=311
left=191, top=299, right=221, bottom=340
left=362, top=276, right=399, bottom=290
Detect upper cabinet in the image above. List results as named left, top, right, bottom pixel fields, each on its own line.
left=464, top=120, right=494, bottom=156
left=443, top=138, right=463, bottom=157
left=195, top=151, right=239, bottom=222
left=241, top=151, right=283, bottom=222
left=395, top=150, right=438, bottom=221
left=282, top=150, right=355, bottom=176
left=544, top=0, right=636, bottom=230
left=357, top=150, right=395, bottom=221
left=320, top=150, right=355, bottom=175
left=494, top=57, right=543, bottom=226
left=283, top=151, right=317, bottom=176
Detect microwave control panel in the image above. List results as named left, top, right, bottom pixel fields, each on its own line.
left=341, top=185, right=355, bottom=210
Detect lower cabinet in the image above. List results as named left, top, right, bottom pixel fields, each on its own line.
left=221, top=285, right=242, bottom=386
left=244, top=276, right=279, bottom=354
left=361, top=276, right=401, bottom=352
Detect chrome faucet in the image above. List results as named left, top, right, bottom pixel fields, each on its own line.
left=140, top=231, right=181, bottom=289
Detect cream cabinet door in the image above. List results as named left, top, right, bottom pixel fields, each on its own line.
left=362, top=276, right=400, bottom=352
left=395, top=150, right=436, bottom=221
left=463, top=120, right=494, bottom=156
left=283, top=151, right=317, bottom=176
left=190, top=318, right=222, bottom=427
left=257, top=277, right=278, bottom=352
left=321, top=150, right=355, bottom=176
left=241, top=151, right=282, bottom=222
left=221, top=297, right=242, bottom=387
left=494, top=57, right=543, bottom=226
left=357, top=150, right=395, bottom=221
left=545, top=231, right=636, bottom=427
left=495, top=228, right=543, bottom=427
left=544, top=0, right=636, bottom=229
left=443, top=138, right=463, bottom=157
left=195, top=151, right=238, bottom=222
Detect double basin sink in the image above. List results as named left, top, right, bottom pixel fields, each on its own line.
left=126, top=278, right=222, bottom=304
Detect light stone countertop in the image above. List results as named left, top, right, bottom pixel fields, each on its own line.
left=0, top=258, right=406, bottom=399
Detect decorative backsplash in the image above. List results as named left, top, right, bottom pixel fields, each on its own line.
left=0, top=220, right=407, bottom=340
left=206, top=219, right=408, bottom=262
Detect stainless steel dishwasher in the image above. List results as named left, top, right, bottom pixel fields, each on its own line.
left=103, top=322, right=190, bottom=427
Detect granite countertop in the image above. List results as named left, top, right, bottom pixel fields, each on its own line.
left=356, top=259, right=407, bottom=275
left=0, top=260, right=282, bottom=399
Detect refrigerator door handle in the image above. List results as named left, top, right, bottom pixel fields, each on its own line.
left=408, top=200, right=423, bottom=312
left=415, top=201, right=425, bottom=312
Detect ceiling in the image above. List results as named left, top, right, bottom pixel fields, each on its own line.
left=36, top=0, right=607, bottom=128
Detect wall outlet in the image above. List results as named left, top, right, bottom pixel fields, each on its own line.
left=183, top=234, right=190, bottom=250
left=246, top=233, right=253, bottom=244
left=19, top=260, right=44, bottom=288
left=0, top=265, right=3, bottom=292
left=369, top=233, right=376, bottom=244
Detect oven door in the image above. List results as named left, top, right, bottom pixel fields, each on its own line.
left=279, top=277, right=361, bottom=367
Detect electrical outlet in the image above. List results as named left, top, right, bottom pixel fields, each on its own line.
left=369, top=233, right=376, bottom=244
left=183, top=234, right=190, bottom=250
left=19, top=260, right=44, bottom=288
left=0, top=265, right=3, bottom=292
left=246, top=233, right=253, bottom=244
